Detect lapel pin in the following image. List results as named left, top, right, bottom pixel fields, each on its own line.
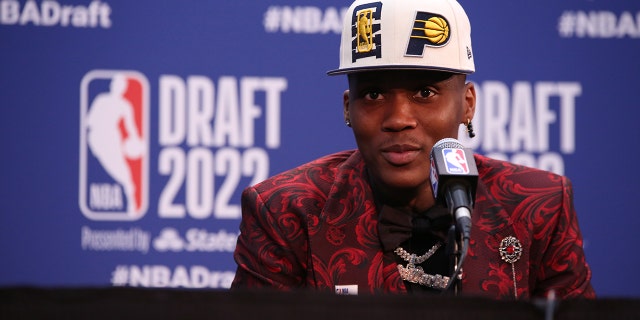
left=499, top=236, right=522, bottom=299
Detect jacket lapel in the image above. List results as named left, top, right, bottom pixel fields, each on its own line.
left=308, top=151, right=401, bottom=294
left=463, top=169, right=531, bottom=299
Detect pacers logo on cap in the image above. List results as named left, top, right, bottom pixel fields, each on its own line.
left=351, top=2, right=382, bottom=63
left=406, top=12, right=451, bottom=57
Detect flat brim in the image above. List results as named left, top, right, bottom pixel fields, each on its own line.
left=327, top=64, right=475, bottom=76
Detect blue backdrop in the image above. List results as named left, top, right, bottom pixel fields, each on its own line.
left=1, top=0, right=639, bottom=297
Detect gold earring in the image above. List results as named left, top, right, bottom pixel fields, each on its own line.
left=466, top=119, right=475, bottom=138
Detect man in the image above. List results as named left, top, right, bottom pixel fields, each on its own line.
left=231, top=0, right=594, bottom=299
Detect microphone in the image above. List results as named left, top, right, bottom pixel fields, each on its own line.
left=429, top=138, right=478, bottom=241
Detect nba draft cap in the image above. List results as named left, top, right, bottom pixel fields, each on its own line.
left=327, top=0, right=475, bottom=75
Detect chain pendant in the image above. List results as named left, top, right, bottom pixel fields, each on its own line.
left=395, top=242, right=448, bottom=289
left=396, top=263, right=450, bottom=289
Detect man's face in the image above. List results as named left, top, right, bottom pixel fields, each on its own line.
left=344, top=70, right=475, bottom=193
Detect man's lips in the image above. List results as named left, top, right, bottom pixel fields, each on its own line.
left=380, top=144, right=421, bottom=166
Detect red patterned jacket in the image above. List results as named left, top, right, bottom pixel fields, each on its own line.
left=231, top=150, right=595, bottom=299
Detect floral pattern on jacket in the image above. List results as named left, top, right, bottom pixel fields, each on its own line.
left=231, top=150, right=595, bottom=299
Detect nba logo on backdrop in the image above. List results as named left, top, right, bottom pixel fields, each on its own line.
left=443, top=148, right=469, bottom=174
left=79, top=70, right=149, bottom=221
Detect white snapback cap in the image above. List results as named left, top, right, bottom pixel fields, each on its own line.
left=327, top=0, right=474, bottom=75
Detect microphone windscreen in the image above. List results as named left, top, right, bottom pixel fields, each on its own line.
left=432, top=137, right=464, bottom=150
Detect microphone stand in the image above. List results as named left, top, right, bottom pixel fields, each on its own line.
left=446, top=225, right=461, bottom=295
left=445, top=205, right=472, bottom=296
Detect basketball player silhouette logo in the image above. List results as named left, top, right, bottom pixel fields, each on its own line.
left=443, top=148, right=469, bottom=174
left=79, top=70, right=149, bottom=221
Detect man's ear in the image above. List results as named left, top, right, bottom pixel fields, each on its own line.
left=343, top=90, right=350, bottom=123
left=463, top=82, right=476, bottom=122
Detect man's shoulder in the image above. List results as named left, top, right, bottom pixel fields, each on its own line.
left=304, top=150, right=358, bottom=168
left=474, top=154, right=568, bottom=188
left=282, top=149, right=358, bottom=177
left=252, top=150, right=359, bottom=193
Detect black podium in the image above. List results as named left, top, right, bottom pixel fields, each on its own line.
left=1, top=287, right=638, bottom=319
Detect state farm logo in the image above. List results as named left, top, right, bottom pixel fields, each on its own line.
left=153, top=228, right=238, bottom=253
left=79, top=70, right=149, bottom=221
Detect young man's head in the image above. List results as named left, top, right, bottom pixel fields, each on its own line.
left=329, top=0, right=476, bottom=204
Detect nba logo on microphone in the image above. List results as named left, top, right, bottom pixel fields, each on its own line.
left=443, top=148, right=469, bottom=174
left=79, top=70, right=149, bottom=221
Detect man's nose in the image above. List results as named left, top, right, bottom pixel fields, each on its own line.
left=381, top=95, right=418, bottom=132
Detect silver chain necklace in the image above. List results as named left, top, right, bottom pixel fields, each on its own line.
left=395, top=242, right=450, bottom=290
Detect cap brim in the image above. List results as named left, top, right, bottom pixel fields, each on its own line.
left=327, top=65, right=475, bottom=76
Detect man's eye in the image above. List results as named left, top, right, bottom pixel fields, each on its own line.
left=365, top=91, right=381, bottom=100
left=417, top=89, right=434, bottom=98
